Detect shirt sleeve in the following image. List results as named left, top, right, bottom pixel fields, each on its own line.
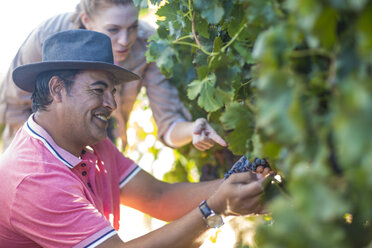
left=10, top=173, right=115, bottom=248
left=103, top=138, right=141, bottom=188
left=95, top=138, right=141, bottom=189
left=143, top=62, right=192, bottom=143
left=163, top=118, right=185, bottom=147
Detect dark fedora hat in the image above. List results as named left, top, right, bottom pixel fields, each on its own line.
left=12, top=29, right=140, bottom=92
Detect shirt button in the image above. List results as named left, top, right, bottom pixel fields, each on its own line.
left=81, top=163, right=86, bottom=167
left=82, top=171, right=87, bottom=176
left=87, top=182, right=92, bottom=188
left=81, top=150, right=86, bottom=154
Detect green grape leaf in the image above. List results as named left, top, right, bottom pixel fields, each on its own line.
left=196, top=65, right=209, bottom=79
left=213, top=37, right=223, bottom=53
left=233, top=42, right=255, bottom=64
left=156, top=1, right=179, bottom=21
left=224, top=122, right=251, bottom=155
left=228, top=6, right=252, bottom=41
left=312, top=7, right=337, bottom=48
left=215, top=86, right=234, bottom=105
left=357, top=4, right=372, bottom=57
left=215, top=65, right=241, bottom=91
left=220, top=102, right=252, bottom=129
left=187, top=73, right=232, bottom=112
left=202, top=5, right=224, bottom=24
left=194, top=15, right=210, bottom=39
left=194, top=0, right=225, bottom=24
left=220, top=103, right=254, bottom=154
left=133, top=0, right=148, bottom=8
left=187, top=79, right=203, bottom=100
left=197, top=76, right=219, bottom=112
left=156, top=2, right=188, bottom=38
left=146, top=40, right=176, bottom=76
left=149, top=0, right=162, bottom=6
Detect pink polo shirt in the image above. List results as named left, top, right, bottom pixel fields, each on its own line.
left=0, top=115, right=141, bottom=247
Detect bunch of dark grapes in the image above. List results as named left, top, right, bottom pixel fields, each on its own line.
left=224, top=156, right=270, bottom=179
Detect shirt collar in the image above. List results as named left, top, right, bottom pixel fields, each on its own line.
left=24, top=114, right=82, bottom=168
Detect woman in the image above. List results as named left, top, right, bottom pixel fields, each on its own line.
left=0, top=0, right=226, bottom=151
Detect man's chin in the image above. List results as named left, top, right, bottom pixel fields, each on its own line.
left=88, top=132, right=108, bottom=145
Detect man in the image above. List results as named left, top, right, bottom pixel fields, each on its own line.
left=0, top=29, right=268, bottom=248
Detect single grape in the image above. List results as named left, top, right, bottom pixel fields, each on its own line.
left=241, top=156, right=247, bottom=164
left=251, top=162, right=257, bottom=171
left=255, top=158, right=261, bottom=165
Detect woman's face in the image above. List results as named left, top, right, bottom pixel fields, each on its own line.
left=82, top=4, right=139, bottom=62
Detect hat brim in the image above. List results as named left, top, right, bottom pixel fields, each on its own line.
left=13, top=61, right=141, bottom=92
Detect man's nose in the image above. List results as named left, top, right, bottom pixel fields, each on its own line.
left=103, top=92, right=117, bottom=111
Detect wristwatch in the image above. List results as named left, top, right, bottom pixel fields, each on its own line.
left=199, top=200, right=224, bottom=228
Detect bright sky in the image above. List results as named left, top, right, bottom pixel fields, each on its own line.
left=0, top=0, right=80, bottom=74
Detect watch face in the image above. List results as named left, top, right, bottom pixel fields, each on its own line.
left=206, top=214, right=224, bottom=228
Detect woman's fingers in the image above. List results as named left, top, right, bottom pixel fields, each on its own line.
left=192, top=118, right=226, bottom=150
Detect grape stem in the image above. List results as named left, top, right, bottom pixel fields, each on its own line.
left=191, top=12, right=219, bottom=56
left=172, top=35, right=194, bottom=43
left=220, top=23, right=247, bottom=53
left=176, top=3, right=248, bottom=57
left=268, top=177, right=290, bottom=200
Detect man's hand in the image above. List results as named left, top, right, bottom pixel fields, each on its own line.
left=207, top=172, right=267, bottom=217
left=192, top=118, right=227, bottom=151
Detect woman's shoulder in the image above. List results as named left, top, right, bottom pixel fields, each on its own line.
left=33, top=12, right=75, bottom=41
left=137, top=20, right=157, bottom=43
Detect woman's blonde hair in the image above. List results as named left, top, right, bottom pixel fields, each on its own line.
left=71, top=0, right=134, bottom=28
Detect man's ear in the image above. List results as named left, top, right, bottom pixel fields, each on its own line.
left=49, top=76, right=65, bottom=102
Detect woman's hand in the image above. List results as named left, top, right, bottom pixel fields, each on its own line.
left=192, top=118, right=227, bottom=151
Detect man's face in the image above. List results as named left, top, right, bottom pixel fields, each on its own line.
left=61, top=70, right=117, bottom=146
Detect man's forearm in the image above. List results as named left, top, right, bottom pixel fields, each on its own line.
left=155, top=179, right=223, bottom=221
left=98, top=207, right=211, bottom=248
left=120, top=170, right=223, bottom=222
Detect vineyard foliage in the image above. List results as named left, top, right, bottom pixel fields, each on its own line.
left=135, top=0, right=372, bottom=247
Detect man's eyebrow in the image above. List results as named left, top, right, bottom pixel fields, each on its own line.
left=91, top=81, right=109, bottom=88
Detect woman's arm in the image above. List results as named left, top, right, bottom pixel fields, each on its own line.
left=166, top=118, right=227, bottom=150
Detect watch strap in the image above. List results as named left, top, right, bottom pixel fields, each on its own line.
left=199, top=200, right=213, bottom=219
left=199, top=200, right=224, bottom=228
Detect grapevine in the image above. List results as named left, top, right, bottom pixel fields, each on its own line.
left=135, top=0, right=372, bottom=247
